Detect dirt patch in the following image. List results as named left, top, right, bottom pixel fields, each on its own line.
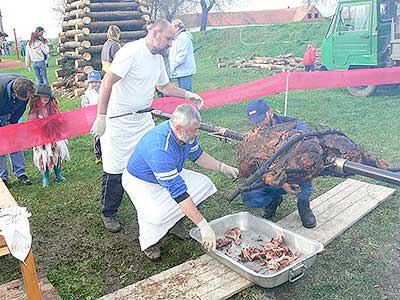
left=0, top=59, right=25, bottom=70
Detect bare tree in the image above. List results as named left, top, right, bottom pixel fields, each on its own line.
left=148, top=0, right=163, bottom=20
left=195, top=0, right=241, bottom=31
left=160, top=0, right=189, bottom=21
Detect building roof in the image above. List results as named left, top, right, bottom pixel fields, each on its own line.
left=180, top=6, right=324, bottom=29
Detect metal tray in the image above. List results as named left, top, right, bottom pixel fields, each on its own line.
left=189, top=212, right=324, bottom=288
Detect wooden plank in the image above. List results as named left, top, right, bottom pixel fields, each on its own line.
left=0, top=236, right=10, bottom=256
left=0, top=178, right=18, bottom=208
left=0, top=274, right=60, bottom=300
left=98, top=179, right=395, bottom=300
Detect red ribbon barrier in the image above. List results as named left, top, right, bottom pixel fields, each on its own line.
left=1, top=67, right=400, bottom=156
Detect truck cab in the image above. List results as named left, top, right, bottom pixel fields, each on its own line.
left=321, top=0, right=399, bottom=95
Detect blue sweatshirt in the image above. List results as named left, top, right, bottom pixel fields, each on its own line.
left=126, top=121, right=203, bottom=201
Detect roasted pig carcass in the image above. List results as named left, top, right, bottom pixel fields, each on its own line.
left=237, top=121, right=388, bottom=188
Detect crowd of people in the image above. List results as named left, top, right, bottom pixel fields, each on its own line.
left=0, top=19, right=318, bottom=261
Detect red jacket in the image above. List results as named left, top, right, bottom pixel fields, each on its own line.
left=303, top=47, right=316, bottom=65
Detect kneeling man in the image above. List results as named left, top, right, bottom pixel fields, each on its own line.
left=122, top=104, right=239, bottom=260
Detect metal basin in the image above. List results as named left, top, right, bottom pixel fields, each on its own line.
left=190, top=212, right=324, bottom=288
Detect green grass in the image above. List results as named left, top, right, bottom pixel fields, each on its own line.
left=1, top=21, right=399, bottom=300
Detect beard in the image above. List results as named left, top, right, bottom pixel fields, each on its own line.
left=181, top=134, right=195, bottom=144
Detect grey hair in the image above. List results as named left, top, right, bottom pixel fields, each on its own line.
left=170, top=104, right=201, bottom=128
left=172, top=19, right=184, bottom=30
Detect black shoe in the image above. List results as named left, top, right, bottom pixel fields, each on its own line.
left=17, top=175, right=32, bottom=185
left=297, top=200, right=316, bottom=228
left=262, top=196, right=283, bottom=220
left=101, top=215, right=122, bottom=233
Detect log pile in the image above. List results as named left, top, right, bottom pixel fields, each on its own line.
left=217, top=50, right=322, bottom=72
left=53, top=0, right=151, bottom=98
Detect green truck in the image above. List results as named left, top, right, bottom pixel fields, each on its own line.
left=321, top=0, right=400, bottom=96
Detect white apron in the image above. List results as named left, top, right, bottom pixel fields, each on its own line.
left=101, top=112, right=154, bottom=174
left=122, top=168, right=217, bottom=250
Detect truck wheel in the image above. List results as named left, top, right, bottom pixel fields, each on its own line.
left=346, top=85, right=376, bottom=97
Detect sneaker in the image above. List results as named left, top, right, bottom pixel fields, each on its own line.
left=143, top=243, right=161, bottom=261
left=262, top=196, right=283, bottom=220
left=168, top=219, right=190, bottom=240
left=17, top=174, right=32, bottom=185
left=95, top=157, right=102, bottom=164
left=101, top=215, right=122, bottom=233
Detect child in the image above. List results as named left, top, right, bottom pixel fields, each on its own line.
left=28, top=84, right=70, bottom=187
left=303, top=43, right=316, bottom=72
left=81, top=70, right=102, bottom=164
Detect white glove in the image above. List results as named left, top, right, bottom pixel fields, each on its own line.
left=197, top=218, right=216, bottom=252
left=90, top=114, right=106, bottom=138
left=220, top=162, right=239, bottom=179
left=27, top=67, right=31, bottom=72
left=185, top=91, right=204, bottom=109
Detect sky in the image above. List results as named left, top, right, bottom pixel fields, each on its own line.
left=0, top=0, right=338, bottom=40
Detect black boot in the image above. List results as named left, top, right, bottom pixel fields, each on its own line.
left=168, top=219, right=190, bottom=240
left=297, top=198, right=316, bottom=228
left=262, top=196, right=283, bottom=220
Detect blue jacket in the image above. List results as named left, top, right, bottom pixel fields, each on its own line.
left=169, top=29, right=196, bottom=78
left=126, top=121, right=203, bottom=200
left=0, top=74, right=29, bottom=126
left=273, top=114, right=308, bottom=131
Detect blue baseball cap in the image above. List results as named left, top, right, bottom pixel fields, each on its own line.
left=87, top=70, right=102, bottom=82
left=246, top=99, right=270, bottom=124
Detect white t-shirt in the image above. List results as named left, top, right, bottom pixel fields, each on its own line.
left=107, top=38, right=169, bottom=117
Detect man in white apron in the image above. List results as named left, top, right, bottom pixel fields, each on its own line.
left=90, top=19, right=204, bottom=233
left=122, top=104, right=239, bottom=260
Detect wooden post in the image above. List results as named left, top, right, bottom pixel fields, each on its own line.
left=13, top=28, right=20, bottom=61
left=21, top=249, right=42, bottom=300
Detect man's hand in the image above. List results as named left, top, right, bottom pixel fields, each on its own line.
left=90, top=114, right=106, bottom=138
left=282, top=183, right=301, bottom=195
left=197, top=218, right=216, bottom=252
left=184, top=91, right=204, bottom=109
left=27, top=67, right=31, bottom=72
left=220, top=162, right=239, bottom=179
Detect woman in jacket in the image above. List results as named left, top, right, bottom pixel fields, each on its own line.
left=25, top=30, right=50, bottom=85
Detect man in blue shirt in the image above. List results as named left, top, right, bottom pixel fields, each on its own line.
left=122, top=104, right=239, bottom=260
left=0, top=74, right=36, bottom=187
left=242, top=99, right=316, bottom=228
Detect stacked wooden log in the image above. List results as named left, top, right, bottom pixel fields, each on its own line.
left=217, top=51, right=322, bottom=72
left=53, top=0, right=151, bottom=98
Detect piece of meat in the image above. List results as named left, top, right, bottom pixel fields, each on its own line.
left=224, top=227, right=241, bottom=245
left=217, top=238, right=233, bottom=248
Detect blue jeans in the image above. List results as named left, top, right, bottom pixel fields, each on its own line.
left=32, top=60, right=49, bottom=85
left=177, top=75, right=193, bottom=92
left=241, top=180, right=313, bottom=208
left=0, top=151, right=26, bottom=180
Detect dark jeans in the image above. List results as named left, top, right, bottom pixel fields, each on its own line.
left=241, top=180, right=313, bottom=208
left=101, top=172, right=125, bottom=217
left=305, top=65, right=315, bottom=72
left=94, top=137, right=102, bottom=159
